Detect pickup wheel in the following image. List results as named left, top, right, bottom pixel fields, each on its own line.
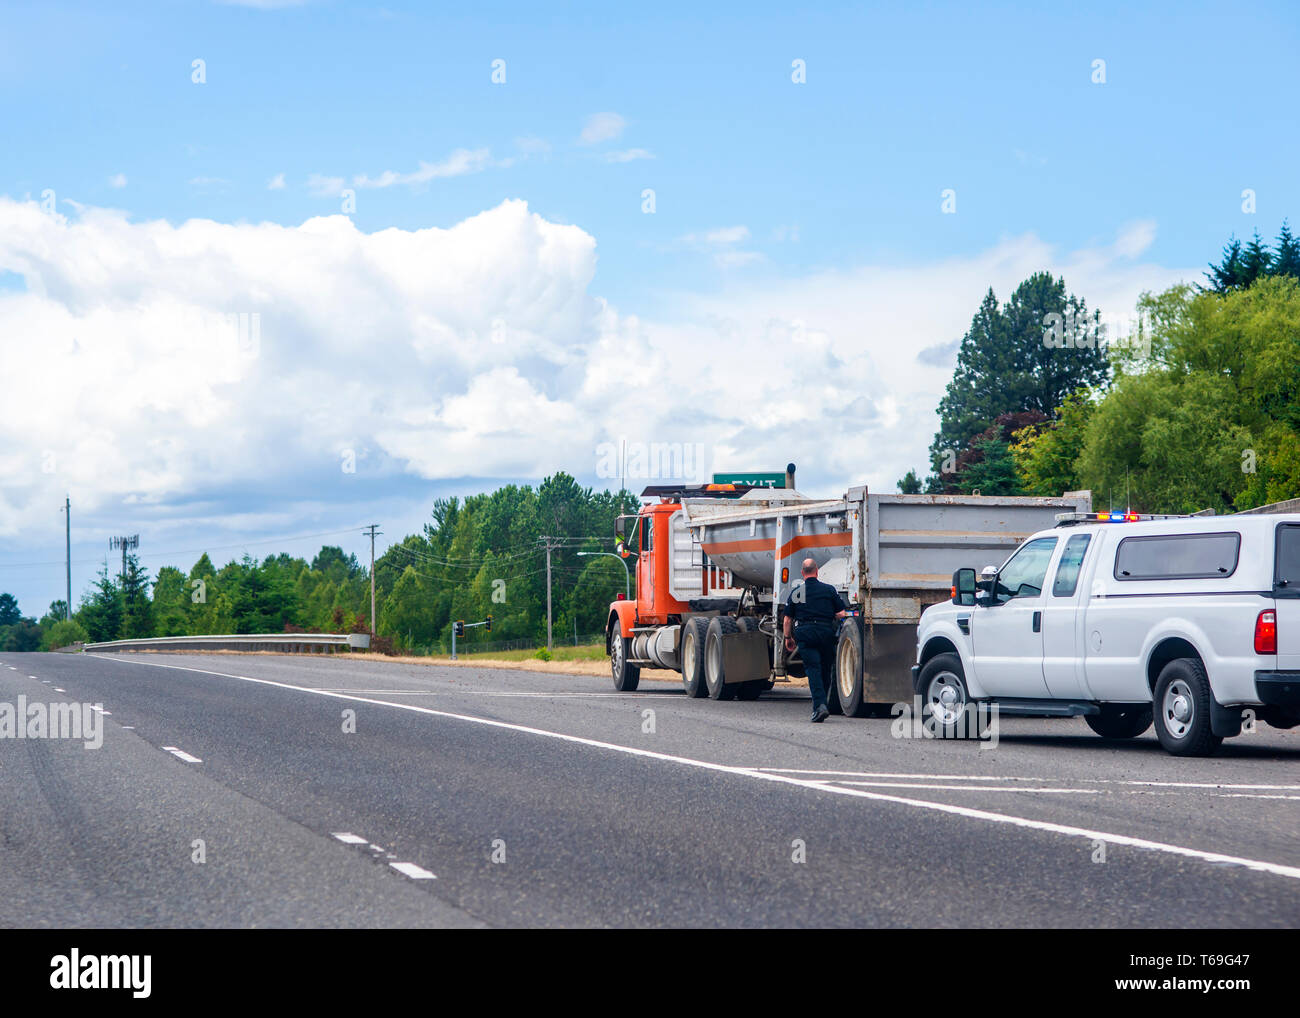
left=917, top=653, right=972, bottom=737
left=704, top=617, right=741, bottom=700
left=1153, top=658, right=1222, bottom=757
left=835, top=620, right=869, bottom=718
left=1085, top=704, right=1152, bottom=740
left=610, top=632, right=640, bottom=692
left=680, top=617, right=709, bottom=698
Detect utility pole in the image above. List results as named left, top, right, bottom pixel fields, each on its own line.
left=363, top=523, right=381, bottom=635
left=62, top=496, right=71, bottom=620
left=541, top=536, right=555, bottom=651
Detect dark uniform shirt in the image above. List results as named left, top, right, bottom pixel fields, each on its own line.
left=785, top=576, right=847, bottom=626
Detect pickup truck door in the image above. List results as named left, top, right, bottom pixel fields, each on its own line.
left=970, top=537, right=1058, bottom=698
left=1041, top=533, right=1092, bottom=698
left=1275, top=523, right=1300, bottom=669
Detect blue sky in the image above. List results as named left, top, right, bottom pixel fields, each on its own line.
left=1, top=0, right=1296, bottom=616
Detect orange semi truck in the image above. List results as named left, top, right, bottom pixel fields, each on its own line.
left=603, top=465, right=1090, bottom=714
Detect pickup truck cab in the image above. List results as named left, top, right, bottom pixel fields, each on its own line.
left=913, top=511, right=1300, bottom=756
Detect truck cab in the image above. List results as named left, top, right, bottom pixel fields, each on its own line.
left=605, top=483, right=758, bottom=692
left=914, top=511, right=1300, bottom=756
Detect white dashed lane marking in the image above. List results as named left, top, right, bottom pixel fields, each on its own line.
left=161, top=746, right=202, bottom=764
left=333, top=832, right=436, bottom=879
left=389, top=861, right=437, bottom=880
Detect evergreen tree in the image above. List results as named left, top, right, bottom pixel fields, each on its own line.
left=897, top=469, right=922, bottom=494
left=1241, top=230, right=1273, bottom=285
left=1205, top=236, right=1246, bottom=292
left=120, top=554, right=154, bottom=639
left=928, top=273, right=1107, bottom=491
left=1272, top=221, right=1300, bottom=280
left=78, top=566, right=123, bottom=643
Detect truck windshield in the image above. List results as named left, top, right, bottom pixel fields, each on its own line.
left=996, top=537, right=1058, bottom=602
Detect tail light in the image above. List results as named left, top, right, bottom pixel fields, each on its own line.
left=1255, top=610, right=1277, bottom=654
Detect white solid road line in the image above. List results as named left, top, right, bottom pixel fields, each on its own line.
left=389, top=861, right=437, bottom=880
left=100, top=655, right=1300, bottom=883
left=764, top=768, right=1058, bottom=781
left=836, top=781, right=1101, bottom=794
left=315, top=688, right=683, bottom=700
left=766, top=768, right=1300, bottom=793
left=161, top=746, right=202, bottom=764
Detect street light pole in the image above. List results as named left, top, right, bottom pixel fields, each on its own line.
left=577, top=551, right=631, bottom=601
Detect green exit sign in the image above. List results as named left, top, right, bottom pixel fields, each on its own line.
left=712, top=471, right=786, bottom=488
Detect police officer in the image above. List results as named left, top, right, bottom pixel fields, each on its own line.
left=783, top=557, right=848, bottom=723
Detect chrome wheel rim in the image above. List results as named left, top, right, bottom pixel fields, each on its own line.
left=926, top=670, right=965, bottom=726
left=611, top=635, right=623, bottom=677
left=1163, top=679, right=1195, bottom=739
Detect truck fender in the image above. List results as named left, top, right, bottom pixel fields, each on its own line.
left=1137, top=619, right=1240, bottom=735
left=607, top=599, right=638, bottom=643
left=917, top=621, right=981, bottom=698
left=1138, top=618, right=1214, bottom=692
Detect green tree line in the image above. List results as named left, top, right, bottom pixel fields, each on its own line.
left=901, top=221, right=1300, bottom=513
left=4, top=472, right=637, bottom=654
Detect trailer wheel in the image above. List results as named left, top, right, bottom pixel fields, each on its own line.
left=835, top=621, right=869, bottom=718
left=610, top=632, right=640, bottom=692
left=704, top=616, right=741, bottom=700
left=680, top=617, right=709, bottom=698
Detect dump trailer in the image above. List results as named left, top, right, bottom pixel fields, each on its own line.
left=603, top=464, right=1091, bottom=715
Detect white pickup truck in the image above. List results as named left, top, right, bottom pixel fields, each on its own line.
left=913, top=511, right=1300, bottom=756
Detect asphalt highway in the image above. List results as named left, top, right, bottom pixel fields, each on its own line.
left=1, top=651, right=1297, bottom=928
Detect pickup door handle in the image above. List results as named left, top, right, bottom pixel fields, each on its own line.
left=1032, top=611, right=1042, bottom=633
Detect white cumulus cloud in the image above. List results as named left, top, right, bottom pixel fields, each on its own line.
left=579, top=112, right=625, bottom=145
left=0, top=199, right=1196, bottom=552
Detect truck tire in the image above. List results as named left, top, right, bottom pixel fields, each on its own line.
left=835, top=620, right=869, bottom=718
left=1085, top=704, right=1152, bottom=740
left=916, top=652, right=972, bottom=738
left=680, top=617, right=709, bottom=698
left=610, top=632, right=640, bottom=692
left=704, top=616, right=741, bottom=701
left=1153, top=658, right=1222, bottom=757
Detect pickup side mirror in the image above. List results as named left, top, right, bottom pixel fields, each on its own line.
left=951, top=568, right=977, bottom=606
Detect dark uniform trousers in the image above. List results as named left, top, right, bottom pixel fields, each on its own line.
left=795, top=620, right=837, bottom=713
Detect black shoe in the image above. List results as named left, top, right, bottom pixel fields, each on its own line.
left=811, top=705, right=830, bottom=723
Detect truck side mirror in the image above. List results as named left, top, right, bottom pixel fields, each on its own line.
left=952, top=568, right=977, bottom=606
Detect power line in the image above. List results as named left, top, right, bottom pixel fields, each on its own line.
left=0, top=525, right=370, bottom=569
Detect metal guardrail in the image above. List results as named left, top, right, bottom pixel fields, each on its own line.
left=82, top=633, right=371, bottom=654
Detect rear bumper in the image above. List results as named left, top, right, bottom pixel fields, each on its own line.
left=1254, top=670, right=1300, bottom=707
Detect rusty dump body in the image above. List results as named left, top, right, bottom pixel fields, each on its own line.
left=604, top=472, right=1091, bottom=710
